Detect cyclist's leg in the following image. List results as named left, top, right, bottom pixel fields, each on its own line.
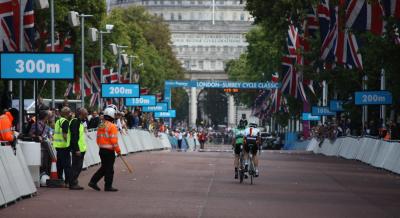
left=243, top=143, right=250, bottom=174
left=234, top=143, right=241, bottom=179
left=252, top=146, right=259, bottom=177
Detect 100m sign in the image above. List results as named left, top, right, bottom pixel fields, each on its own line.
left=15, top=59, right=60, bottom=74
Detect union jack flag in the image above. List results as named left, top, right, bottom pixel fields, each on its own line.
left=319, top=0, right=363, bottom=69
left=0, top=0, right=34, bottom=52
left=84, top=71, right=92, bottom=96
left=281, top=25, right=309, bottom=102
left=90, top=64, right=102, bottom=93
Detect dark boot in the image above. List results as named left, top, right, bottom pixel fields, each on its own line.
left=88, top=182, right=101, bottom=191
left=104, top=187, right=118, bottom=192
left=234, top=168, right=238, bottom=179
left=69, top=184, right=84, bottom=190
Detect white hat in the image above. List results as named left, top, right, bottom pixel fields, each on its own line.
left=104, top=107, right=116, bottom=119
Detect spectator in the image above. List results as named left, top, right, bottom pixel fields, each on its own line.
left=390, top=121, right=400, bottom=140
left=198, top=130, right=207, bottom=149
left=29, top=110, right=52, bottom=175
left=88, top=111, right=100, bottom=129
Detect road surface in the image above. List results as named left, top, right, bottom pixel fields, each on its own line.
left=1, top=150, right=400, bottom=218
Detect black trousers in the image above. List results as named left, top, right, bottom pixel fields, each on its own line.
left=56, top=148, right=71, bottom=184
left=70, top=151, right=85, bottom=186
left=90, top=149, right=116, bottom=188
left=178, top=139, right=182, bottom=149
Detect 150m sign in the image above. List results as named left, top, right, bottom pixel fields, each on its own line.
left=0, top=53, right=74, bottom=79
left=101, top=84, right=139, bottom=98
left=125, top=95, right=156, bottom=106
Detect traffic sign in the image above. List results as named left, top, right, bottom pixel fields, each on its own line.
left=101, top=84, right=139, bottom=98
left=0, top=52, right=75, bottom=79
left=311, top=106, right=336, bottom=116
left=354, top=91, right=392, bottom=105
left=154, top=110, right=176, bottom=118
left=142, top=103, right=168, bottom=112
left=302, top=113, right=321, bottom=121
left=125, top=95, right=156, bottom=106
left=330, top=100, right=344, bottom=112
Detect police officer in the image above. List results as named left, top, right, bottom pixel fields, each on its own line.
left=53, top=107, right=72, bottom=186
left=89, top=107, right=121, bottom=192
left=68, top=108, right=88, bottom=190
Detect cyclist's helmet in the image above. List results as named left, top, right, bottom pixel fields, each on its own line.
left=249, top=123, right=258, bottom=128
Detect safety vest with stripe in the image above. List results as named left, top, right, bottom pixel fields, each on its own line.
left=67, top=118, right=87, bottom=152
left=97, top=121, right=119, bottom=151
left=0, top=112, right=14, bottom=142
left=53, top=117, right=69, bottom=148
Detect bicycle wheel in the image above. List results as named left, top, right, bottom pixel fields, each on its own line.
left=239, top=170, right=244, bottom=183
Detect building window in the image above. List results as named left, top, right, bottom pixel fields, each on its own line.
left=154, top=1, right=158, bottom=5
left=184, top=60, right=190, bottom=69
left=198, top=0, right=202, bottom=4
left=219, top=0, right=224, bottom=5
left=178, top=13, right=182, bottom=20
left=211, top=60, right=216, bottom=69
left=160, top=0, right=164, bottom=5
left=190, top=12, right=195, bottom=20
left=240, top=13, right=245, bottom=21
left=170, top=13, right=175, bottom=20
left=199, top=60, right=204, bottom=70
left=233, top=12, right=237, bottom=20
left=191, top=0, right=195, bottom=4
left=160, top=13, right=164, bottom=19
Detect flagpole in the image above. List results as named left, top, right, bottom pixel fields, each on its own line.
left=380, top=69, right=386, bottom=127
left=18, top=0, right=24, bottom=132
left=51, top=0, right=55, bottom=109
left=212, top=0, right=215, bottom=25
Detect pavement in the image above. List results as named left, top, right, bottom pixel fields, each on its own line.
left=1, top=150, right=400, bottom=218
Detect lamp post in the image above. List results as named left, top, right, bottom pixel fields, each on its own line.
left=68, top=11, right=93, bottom=107
left=97, top=25, right=114, bottom=110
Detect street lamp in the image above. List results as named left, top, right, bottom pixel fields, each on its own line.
left=88, top=24, right=114, bottom=110
left=109, top=43, right=128, bottom=82
left=68, top=11, right=93, bottom=107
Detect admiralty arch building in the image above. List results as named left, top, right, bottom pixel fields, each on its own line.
left=110, top=0, right=253, bottom=127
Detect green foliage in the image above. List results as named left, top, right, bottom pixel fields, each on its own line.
left=231, top=0, right=400, bottom=127
left=27, top=2, right=183, bottom=104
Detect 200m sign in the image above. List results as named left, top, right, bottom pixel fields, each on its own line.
left=355, top=91, right=392, bottom=105
left=101, top=84, right=139, bottom=98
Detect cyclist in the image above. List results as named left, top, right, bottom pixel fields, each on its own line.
left=232, top=122, right=246, bottom=179
left=243, top=121, right=261, bottom=177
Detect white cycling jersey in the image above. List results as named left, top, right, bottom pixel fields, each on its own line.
left=244, top=127, right=260, bottom=137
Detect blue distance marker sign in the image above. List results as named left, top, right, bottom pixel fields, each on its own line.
left=154, top=110, right=176, bottom=118
left=142, top=103, right=168, bottom=112
left=311, top=106, right=336, bottom=116
left=355, top=91, right=392, bottom=105
left=302, top=113, right=321, bottom=121
left=0, top=53, right=74, bottom=79
left=101, top=84, right=139, bottom=98
left=165, top=80, right=280, bottom=90
left=330, top=100, right=344, bottom=112
left=125, top=95, right=156, bottom=106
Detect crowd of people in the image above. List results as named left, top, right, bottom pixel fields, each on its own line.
left=311, top=116, right=400, bottom=143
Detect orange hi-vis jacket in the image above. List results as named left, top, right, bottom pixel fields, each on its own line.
left=97, top=120, right=121, bottom=153
left=0, top=112, right=14, bottom=142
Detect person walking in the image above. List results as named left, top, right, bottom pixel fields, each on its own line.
left=88, top=107, right=121, bottom=192
left=52, top=107, right=72, bottom=187
left=68, top=108, right=88, bottom=190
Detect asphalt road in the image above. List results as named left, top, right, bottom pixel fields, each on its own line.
left=1, top=150, right=400, bottom=218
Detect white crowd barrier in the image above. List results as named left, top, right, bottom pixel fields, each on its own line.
left=83, top=129, right=170, bottom=168
left=306, top=136, right=400, bottom=174
left=0, top=144, right=37, bottom=207
left=0, top=128, right=171, bottom=207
